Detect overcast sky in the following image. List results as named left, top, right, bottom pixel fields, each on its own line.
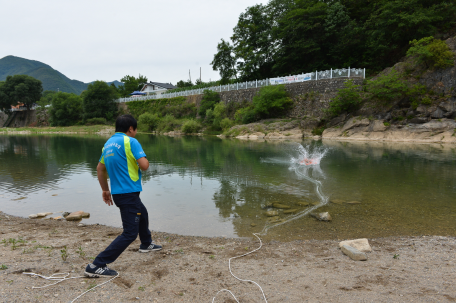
left=1, top=0, right=268, bottom=85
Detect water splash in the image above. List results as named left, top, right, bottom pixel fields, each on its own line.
left=259, top=143, right=329, bottom=235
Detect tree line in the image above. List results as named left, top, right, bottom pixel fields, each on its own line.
left=211, top=0, right=456, bottom=83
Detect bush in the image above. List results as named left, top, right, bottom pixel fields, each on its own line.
left=220, top=118, right=234, bottom=130
left=407, top=37, right=454, bottom=69
left=181, top=119, right=202, bottom=133
left=252, top=85, right=293, bottom=118
left=326, top=80, right=362, bottom=117
left=138, top=113, right=160, bottom=132
left=85, top=117, right=107, bottom=125
left=212, top=102, right=226, bottom=129
left=312, top=126, right=326, bottom=136
left=366, top=69, right=410, bottom=102
left=157, top=115, right=180, bottom=132
left=198, top=90, right=220, bottom=118
left=205, top=109, right=214, bottom=125
left=49, top=92, right=83, bottom=126
left=234, top=106, right=257, bottom=124
left=421, top=96, right=432, bottom=105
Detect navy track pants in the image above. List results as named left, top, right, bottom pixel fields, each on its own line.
left=93, top=192, right=152, bottom=267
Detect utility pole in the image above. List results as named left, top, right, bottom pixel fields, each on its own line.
left=200, top=67, right=201, bottom=82
left=189, top=69, right=191, bottom=83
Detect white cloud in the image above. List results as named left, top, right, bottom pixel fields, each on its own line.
left=0, top=0, right=268, bottom=85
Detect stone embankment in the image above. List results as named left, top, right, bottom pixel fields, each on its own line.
left=220, top=116, right=456, bottom=144
left=323, top=116, right=456, bottom=143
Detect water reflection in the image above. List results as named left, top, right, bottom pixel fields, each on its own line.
left=0, top=134, right=455, bottom=240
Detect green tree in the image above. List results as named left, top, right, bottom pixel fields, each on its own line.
left=117, top=74, right=148, bottom=97
left=212, top=0, right=456, bottom=80
left=176, top=80, right=193, bottom=88
left=198, top=90, right=220, bottom=119
left=211, top=39, right=237, bottom=84
left=407, top=37, right=454, bottom=68
left=325, top=80, right=362, bottom=117
left=272, top=0, right=328, bottom=75
left=0, top=75, right=42, bottom=111
left=363, top=0, right=456, bottom=70
left=82, top=81, right=118, bottom=121
left=49, top=92, right=83, bottom=126
left=232, top=4, right=275, bottom=80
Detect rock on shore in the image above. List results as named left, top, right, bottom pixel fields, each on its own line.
left=323, top=117, right=456, bottom=144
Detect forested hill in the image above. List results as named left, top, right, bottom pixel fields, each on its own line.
left=211, top=0, right=456, bottom=82
left=0, top=56, right=122, bottom=94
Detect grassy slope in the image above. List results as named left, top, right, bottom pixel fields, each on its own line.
left=0, top=125, right=114, bottom=133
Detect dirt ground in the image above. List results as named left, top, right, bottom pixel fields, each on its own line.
left=0, top=212, right=455, bottom=303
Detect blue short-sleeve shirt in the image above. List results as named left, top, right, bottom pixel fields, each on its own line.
left=99, top=133, right=147, bottom=194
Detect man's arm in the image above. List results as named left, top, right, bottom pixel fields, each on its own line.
left=97, top=162, right=113, bottom=206
left=137, top=157, right=149, bottom=171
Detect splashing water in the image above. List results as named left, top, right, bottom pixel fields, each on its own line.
left=259, top=143, right=330, bottom=235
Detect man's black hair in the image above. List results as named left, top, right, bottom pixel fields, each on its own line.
left=115, top=115, right=137, bottom=133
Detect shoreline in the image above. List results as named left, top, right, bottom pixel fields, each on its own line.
left=2, top=121, right=456, bottom=145
left=1, top=211, right=455, bottom=302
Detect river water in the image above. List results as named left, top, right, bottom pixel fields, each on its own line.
left=0, top=134, right=455, bottom=241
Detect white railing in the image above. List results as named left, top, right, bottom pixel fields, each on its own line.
left=117, top=67, right=365, bottom=103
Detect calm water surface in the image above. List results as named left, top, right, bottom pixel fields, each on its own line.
left=0, top=134, right=455, bottom=241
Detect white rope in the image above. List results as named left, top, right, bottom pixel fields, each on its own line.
left=212, top=233, right=267, bottom=303
left=23, top=271, right=119, bottom=303
left=69, top=273, right=119, bottom=303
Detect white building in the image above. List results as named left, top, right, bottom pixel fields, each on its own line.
left=140, top=81, right=177, bottom=96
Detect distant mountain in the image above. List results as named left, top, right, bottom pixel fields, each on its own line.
left=0, top=56, right=123, bottom=94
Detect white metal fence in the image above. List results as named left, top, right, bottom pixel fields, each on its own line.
left=117, top=67, right=365, bottom=103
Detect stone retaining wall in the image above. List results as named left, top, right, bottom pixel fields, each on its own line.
left=180, top=78, right=362, bottom=122
left=8, top=110, right=37, bottom=127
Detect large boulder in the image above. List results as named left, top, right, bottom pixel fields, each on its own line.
left=339, top=238, right=372, bottom=252
left=328, top=114, right=346, bottom=127
left=341, top=117, right=370, bottom=132
left=65, top=211, right=84, bottom=221
left=341, top=245, right=368, bottom=261
left=367, top=120, right=386, bottom=132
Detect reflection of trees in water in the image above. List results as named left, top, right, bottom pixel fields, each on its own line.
left=0, top=135, right=107, bottom=194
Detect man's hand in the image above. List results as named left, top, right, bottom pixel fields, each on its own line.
left=102, top=190, right=113, bottom=206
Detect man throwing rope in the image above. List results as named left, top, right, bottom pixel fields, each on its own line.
left=85, top=115, right=162, bottom=277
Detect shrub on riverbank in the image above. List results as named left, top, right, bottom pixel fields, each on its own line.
left=138, top=113, right=160, bottom=131
left=126, top=97, right=196, bottom=120
left=181, top=119, right=202, bottom=133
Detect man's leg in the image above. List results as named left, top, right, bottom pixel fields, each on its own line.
left=92, top=193, right=141, bottom=267
left=137, top=199, right=152, bottom=249
left=136, top=197, right=162, bottom=252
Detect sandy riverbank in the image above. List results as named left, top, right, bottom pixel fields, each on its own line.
left=1, top=212, right=455, bottom=302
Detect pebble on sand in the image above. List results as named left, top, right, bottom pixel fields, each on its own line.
left=283, top=209, right=298, bottom=214
left=311, top=212, right=332, bottom=221
left=345, top=201, right=361, bottom=204
left=272, top=203, right=291, bottom=209
left=265, top=210, right=279, bottom=217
